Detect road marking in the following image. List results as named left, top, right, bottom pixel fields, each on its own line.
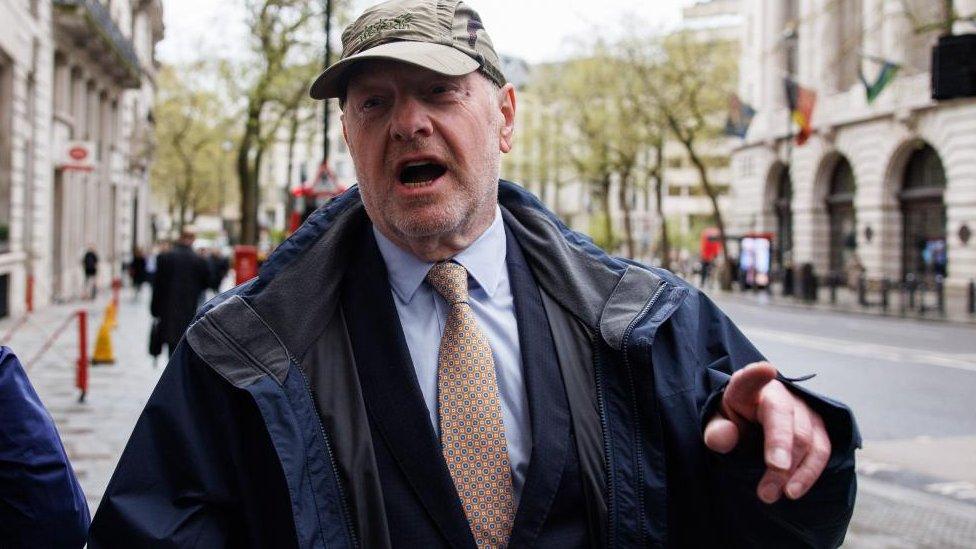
left=926, top=481, right=976, bottom=501
left=739, top=326, right=976, bottom=373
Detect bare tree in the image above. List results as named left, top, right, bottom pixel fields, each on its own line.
left=236, top=0, right=323, bottom=245
left=152, top=64, right=229, bottom=234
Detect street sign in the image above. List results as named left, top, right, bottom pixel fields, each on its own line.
left=60, top=141, right=96, bottom=172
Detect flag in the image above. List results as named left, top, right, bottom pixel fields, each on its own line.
left=859, top=59, right=900, bottom=103
left=724, top=94, right=756, bottom=138
left=784, top=78, right=816, bottom=146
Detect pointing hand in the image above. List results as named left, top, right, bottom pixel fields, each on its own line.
left=703, top=362, right=831, bottom=504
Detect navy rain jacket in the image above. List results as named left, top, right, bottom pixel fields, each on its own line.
left=0, top=347, right=90, bottom=548
left=90, top=181, right=860, bottom=548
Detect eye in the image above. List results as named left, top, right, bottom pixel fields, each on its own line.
left=360, top=96, right=384, bottom=111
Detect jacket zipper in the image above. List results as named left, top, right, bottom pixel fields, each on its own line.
left=591, top=330, right=616, bottom=547
left=620, top=281, right=668, bottom=546
left=296, top=366, right=360, bottom=549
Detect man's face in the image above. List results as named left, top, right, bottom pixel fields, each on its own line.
left=341, top=61, right=515, bottom=249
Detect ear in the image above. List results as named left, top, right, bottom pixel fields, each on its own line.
left=340, top=111, right=349, bottom=147
left=497, top=83, right=516, bottom=154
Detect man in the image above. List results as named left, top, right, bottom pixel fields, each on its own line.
left=0, top=347, right=90, bottom=547
left=90, top=1, right=859, bottom=547
left=149, top=231, right=212, bottom=356
left=82, top=246, right=98, bottom=300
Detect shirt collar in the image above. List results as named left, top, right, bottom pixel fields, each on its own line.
left=372, top=205, right=507, bottom=303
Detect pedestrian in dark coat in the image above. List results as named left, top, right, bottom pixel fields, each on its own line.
left=149, top=231, right=211, bottom=355
left=82, top=247, right=98, bottom=300
left=128, top=247, right=149, bottom=298
left=0, top=347, right=90, bottom=547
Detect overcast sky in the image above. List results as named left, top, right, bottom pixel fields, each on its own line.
left=157, top=0, right=692, bottom=65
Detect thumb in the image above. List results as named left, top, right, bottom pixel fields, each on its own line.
left=704, top=414, right=740, bottom=453
left=722, top=362, right=778, bottom=422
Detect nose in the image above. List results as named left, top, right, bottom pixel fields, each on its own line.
left=389, top=95, right=433, bottom=142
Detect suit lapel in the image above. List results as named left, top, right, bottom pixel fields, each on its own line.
left=505, top=225, right=573, bottom=548
left=340, top=227, right=476, bottom=548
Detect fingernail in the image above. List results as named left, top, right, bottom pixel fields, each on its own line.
left=769, top=448, right=791, bottom=469
left=759, top=482, right=779, bottom=503
left=786, top=482, right=803, bottom=499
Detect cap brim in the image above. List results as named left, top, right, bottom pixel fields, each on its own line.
left=309, top=41, right=480, bottom=100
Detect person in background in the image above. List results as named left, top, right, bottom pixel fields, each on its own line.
left=128, top=247, right=149, bottom=300
left=205, top=248, right=231, bottom=295
left=0, top=347, right=90, bottom=547
left=149, top=231, right=212, bottom=356
left=82, top=247, right=98, bottom=300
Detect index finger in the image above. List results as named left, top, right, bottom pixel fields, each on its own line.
left=758, top=381, right=794, bottom=471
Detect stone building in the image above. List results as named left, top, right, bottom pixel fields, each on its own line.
left=730, top=0, right=976, bottom=296
left=0, top=0, right=163, bottom=316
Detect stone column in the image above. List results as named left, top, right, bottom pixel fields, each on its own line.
left=816, top=0, right=840, bottom=93
left=862, top=0, right=884, bottom=75
left=955, top=0, right=976, bottom=34
left=764, top=0, right=787, bottom=109
left=882, top=0, right=910, bottom=65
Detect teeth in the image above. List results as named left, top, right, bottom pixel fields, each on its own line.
left=403, top=179, right=435, bottom=188
left=404, top=160, right=432, bottom=168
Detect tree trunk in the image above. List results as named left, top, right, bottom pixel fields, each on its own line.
left=618, top=171, right=635, bottom=258
left=667, top=114, right=733, bottom=289
left=652, top=138, right=670, bottom=270
left=688, top=146, right=733, bottom=290
left=600, top=174, right=614, bottom=251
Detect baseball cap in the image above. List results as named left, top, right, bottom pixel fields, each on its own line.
left=309, top=0, right=506, bottom=100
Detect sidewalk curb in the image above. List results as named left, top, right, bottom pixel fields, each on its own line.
left=709, top=290, right=976, bottom=326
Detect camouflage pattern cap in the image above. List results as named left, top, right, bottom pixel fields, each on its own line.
left=309, top=0, right=505, bottom=99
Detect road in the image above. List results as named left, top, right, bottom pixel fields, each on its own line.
left=712, top=294, right=976, bottom=547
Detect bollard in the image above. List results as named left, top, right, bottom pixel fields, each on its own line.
left=858, top=273, right=867, bottom=307
left=936, top=275, right=945, bottom=315
left=881, top=278, right=890, bottom=312
left=76, top=310, right=88, bottom=403
left=26, top=274, right=34, bottom=313
left=112, top=277, right=122, bottom=308
left=969, top=279, right=975, bottom=315
left=829, top=273, right=838, bottom=304
left=907, top=273, right=917, bottom=309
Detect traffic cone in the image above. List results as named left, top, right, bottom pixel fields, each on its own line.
left=91, top=317, right=115, bottom=365
left=105, top=301, right=118, bottom=329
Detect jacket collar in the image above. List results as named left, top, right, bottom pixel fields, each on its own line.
left=206, top=181, right=686, bottom=367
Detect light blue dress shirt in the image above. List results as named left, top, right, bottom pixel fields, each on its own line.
left=372, top=206, right=532, bottom=498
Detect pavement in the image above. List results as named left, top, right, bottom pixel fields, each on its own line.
left=1, top=289, right=164, bottom=513
left=5, top=284, right=975, bottom=545
left=712, top=281, right=976, bottom=325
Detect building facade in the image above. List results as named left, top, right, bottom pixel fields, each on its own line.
left=730, top=0, right=976, bottom=295
left=0, top=0, right=162, bottom=316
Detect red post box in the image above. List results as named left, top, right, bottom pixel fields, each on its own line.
left=234, top=245, right=259, bottom=285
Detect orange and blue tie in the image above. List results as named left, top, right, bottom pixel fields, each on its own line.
left=426, top=261, right=515, bottom=548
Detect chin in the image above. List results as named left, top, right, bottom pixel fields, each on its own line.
left=392, top=210, right=466, bottom=240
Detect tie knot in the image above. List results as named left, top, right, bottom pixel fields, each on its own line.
left=426, top=262, right=469, bottom=305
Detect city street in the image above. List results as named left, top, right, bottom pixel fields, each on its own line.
left=713, top=294, right=976, bottom=547
left=4, top=289, right=974, bottom=546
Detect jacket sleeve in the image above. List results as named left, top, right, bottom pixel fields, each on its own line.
left=88, top=342, right=239, bottom=547
left=0, top=347, right=90, bottom=548
left=693, top=294, right=860, bottom=548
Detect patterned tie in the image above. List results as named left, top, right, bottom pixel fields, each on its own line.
left=426, top=261, right=515, bottom=548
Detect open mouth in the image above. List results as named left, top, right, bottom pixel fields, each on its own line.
left=398, top=161, right=447, bottom=188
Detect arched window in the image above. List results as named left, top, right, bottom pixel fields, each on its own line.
left=826, top=157, right=856, bottom=273
left=774, top=167, right=793, bottom=270
left=900, top=143, right=947, bottom=280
